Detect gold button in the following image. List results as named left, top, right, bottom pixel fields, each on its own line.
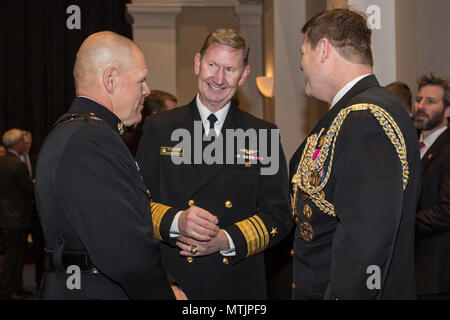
left=222, top=258, right=229, bottom=265
left=292, top=282, right=296, bottom=291
left=290, top=249, right=294, bottom=257
left=303, top=204, right=312, bottom=219
left=188, top=200, right=195, bottom=207
left=295, top=216, right=299, bottom=224
left=245, top=162, right=251, bottom=167
left=225, top=201, right=232, bottom=208
left=186, top=257, right=194, bottom=263
left=299, top=222, right=313, bottom=242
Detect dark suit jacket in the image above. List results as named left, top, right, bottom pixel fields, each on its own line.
left=0, top=151, right=34, bottom=229
left=415, top=128, right=450, bottom=294
left=289, top=75, right=421, bottom=299
left=35, top=97, right=176, bottom=300
left=136, top=98, right=293, bottom=299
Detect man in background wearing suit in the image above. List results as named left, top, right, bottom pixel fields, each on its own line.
left=413, top=74, right=450, bottom=299
left=290, top=9, right=420, bottom=299
left=35, top=31, right=188, bottom=299
left=0, top=129, right=34, bottom=300
left=136, top=28, right=292, bottom=299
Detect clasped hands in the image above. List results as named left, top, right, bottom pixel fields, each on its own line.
left=176, top=206, right=229, bottom=257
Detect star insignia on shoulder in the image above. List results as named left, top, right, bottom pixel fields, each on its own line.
left=270, top=227, right=278, bottom=237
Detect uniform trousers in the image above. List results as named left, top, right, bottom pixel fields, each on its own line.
left=0, top=229, right=27, bottom=296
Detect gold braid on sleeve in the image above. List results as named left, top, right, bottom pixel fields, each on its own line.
left=150, top=201, right=172, bottom=241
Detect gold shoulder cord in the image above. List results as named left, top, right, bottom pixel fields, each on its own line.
left=291, top=103, right=409, bottom=218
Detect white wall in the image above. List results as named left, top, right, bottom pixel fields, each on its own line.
left=418, top=0, right=450, bottom=78
left=348, top=0, right=397, bottom=86
left=273, top=0, right=307, bottom=162
left=395, top=0, right=419, bottom=99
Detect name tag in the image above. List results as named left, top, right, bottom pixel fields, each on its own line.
left=160, top=146, right=184, bottom=157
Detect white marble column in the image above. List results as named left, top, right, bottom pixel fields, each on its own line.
left=127, top=2, right=181, bottom=95
left=234, top=3, right=264, bottom=119
left=273, top=0, right=307, bottom=161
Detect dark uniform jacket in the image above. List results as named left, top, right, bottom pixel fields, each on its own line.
left=136, top=98, right=293, bottom=299
left=35, top=97, right=176, bottom=300
left=0, top=151, right=34, bottom=229
left=415, top=128, right=450, bottom=295
left=289, top=75, right=421, bottom=299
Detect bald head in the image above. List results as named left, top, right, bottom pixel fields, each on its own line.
left=74, top=31, right=138, bottom=93
left=73, top=31, right=150, bottom=126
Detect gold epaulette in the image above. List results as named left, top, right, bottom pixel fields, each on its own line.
left=235, top=215, right=269, bottom=258
left=292, top=103, right=409, bottom=218
left=150, top=201, right=172, bottom=240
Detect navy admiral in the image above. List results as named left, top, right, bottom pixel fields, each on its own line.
left=290, top=9, right=421, bottom=299
left=34, top=31, right=192, bottom=299
left=136, top=28, right=293, bottom=299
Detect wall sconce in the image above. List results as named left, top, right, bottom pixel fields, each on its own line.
left=256, top=76, right=274, bottom=98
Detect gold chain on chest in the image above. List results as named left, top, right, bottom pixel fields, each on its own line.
left=292, top=103, right=409, bottom=218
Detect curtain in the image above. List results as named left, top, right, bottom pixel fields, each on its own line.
left=0, top=0, right=132, bottom=155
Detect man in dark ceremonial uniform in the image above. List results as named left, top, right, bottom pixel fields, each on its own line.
left=290, top=9, right=421, bottom=299
left=136, top=28, right=293, bottom=299
left=35, top=31, right=190, bottom=299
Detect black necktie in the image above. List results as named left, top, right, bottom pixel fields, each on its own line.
left=205, top=114, right=218, bottom=158
left=207, top=113, right=218, bottom=134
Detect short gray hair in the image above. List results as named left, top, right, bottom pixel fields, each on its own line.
left=2, top=129, right=24, bottom=147
left=199, top=28, right=249, bottom=66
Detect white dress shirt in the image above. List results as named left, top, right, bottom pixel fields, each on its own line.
left=196, top=94, right=231, bottom=136
left=330, top=74, right=372, bottom=109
